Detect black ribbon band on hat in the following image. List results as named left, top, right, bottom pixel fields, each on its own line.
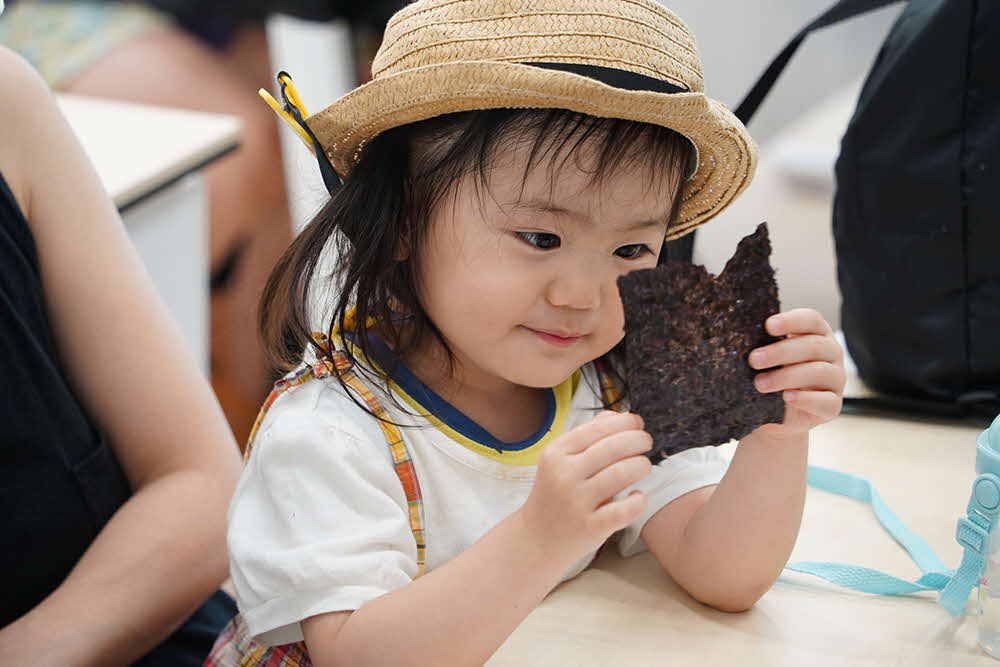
left=313, top=63, right=692, bottom=197
left=527, top=61, right=699, bottom=181
left=276, top=71, right=343, bottom=195
left=524, top=62, right=689, bottom=95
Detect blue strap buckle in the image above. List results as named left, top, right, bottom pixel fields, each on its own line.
left=957, top=516, right=990, bottom=556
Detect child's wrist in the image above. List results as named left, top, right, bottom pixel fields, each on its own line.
left=741, top=425, right=809, bottom=449
left=508, top=508, right=588, bottom=574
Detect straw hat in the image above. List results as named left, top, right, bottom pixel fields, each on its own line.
left=303, top=0, right=757, bottom=239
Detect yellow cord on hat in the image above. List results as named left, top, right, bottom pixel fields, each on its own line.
left=259, top=72, right=314, bottom=153
left=259, top=71, right=344, bottom=194
left=277, top=71, right=307, bottom=116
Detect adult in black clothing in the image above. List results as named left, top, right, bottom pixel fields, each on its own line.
left=0, top=0, right=406, bottom=448
left=0, top=45, right=242, bottom=665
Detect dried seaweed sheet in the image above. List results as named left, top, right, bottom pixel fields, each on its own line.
left=617, top=222, right=785, bottom=461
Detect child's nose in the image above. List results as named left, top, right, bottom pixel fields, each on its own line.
left=545, top=266, right=602, bottom=311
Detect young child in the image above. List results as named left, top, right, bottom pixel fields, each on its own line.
left=217, top=0, right=846, bottom=664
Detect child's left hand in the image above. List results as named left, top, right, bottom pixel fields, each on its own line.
left=747, top=308, right=846, bottom=440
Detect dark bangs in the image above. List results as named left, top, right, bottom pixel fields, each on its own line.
left=259, top=108, right=694, bottom=422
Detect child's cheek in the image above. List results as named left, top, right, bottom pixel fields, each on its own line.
left=596, top=292, right=627, bottom=354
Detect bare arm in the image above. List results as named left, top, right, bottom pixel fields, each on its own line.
left=0, top=47, right=241, bottom=665
left=302, top=411, right=653, bottom=667
left=303, top=512, right=578, bottom=667
left=640, top=431, right=808, bottom=612
left=640, top=309, right=844, bottom=612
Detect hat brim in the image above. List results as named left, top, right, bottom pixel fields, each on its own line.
left=306, top=60, right=756, bottom=239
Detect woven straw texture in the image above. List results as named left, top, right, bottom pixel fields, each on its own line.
left=306, top=0, right=756, bottom=236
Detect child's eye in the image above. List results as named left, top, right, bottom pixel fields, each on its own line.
left=614, top=244, right=652, bottom=260
left=515, top=232, right=561, bottom=250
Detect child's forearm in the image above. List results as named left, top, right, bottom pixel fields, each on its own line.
left=657, top=431, right=808, bottom=612
left=305, top=510, right=581, bottom=667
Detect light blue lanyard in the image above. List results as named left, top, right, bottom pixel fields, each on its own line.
left=789, top=415, right=1000, bottom=616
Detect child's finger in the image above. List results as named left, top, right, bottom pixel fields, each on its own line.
left=766, top=309, right=833, bottom=338
left=755, top=361, right=846, bottom=394
left=577, top=429, right=653, bottom=478
left=586, top=455, right=653, bottom=506
left=748, top=334, right=843, bottom=370
left=555, top=412, right=643, bottom=455
left=593, top=489, right=646, bottom=531
left=785, top=389, right=843, bottom=420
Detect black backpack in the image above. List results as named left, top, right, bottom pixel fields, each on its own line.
left=678, top=0, right=1000, bottom=421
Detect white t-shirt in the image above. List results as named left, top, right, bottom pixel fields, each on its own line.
left=228, top=352, right=730, bottom=646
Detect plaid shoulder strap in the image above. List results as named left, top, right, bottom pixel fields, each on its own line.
left=205, top=337, right=425, bottom=666
left=247, top=335, right=426, bottom=573
left=593, top=356, right=623, bottom=409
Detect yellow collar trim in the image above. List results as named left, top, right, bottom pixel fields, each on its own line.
left=338, top=331, right=578, bottom=466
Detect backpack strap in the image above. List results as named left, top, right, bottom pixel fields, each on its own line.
left=734, top=0, right=905, bottom=125
left=244, top=334, right=426, bottom=577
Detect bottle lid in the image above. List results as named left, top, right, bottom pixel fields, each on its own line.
left=977, top=413, right=1000, bottom=475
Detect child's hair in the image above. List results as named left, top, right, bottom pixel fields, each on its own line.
left=260, top=107, right=693, bottom=424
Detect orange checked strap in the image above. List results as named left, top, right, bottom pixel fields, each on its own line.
left=593, top=356, right=624, bottom=410
left=244, top=333, right=426, bottom=575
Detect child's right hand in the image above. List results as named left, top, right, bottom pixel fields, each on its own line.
left=518, top=411, right=653, bottom=560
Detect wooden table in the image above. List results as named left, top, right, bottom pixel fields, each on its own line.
left=491, top=409, right=993, bottom=666
left=58, top=94, right=240, bottom=371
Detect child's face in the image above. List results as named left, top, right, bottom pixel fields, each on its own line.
left=414, top=133, right=679, bottom=392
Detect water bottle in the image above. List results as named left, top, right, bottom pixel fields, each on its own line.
left=979, top=415, right=1000, bottom=658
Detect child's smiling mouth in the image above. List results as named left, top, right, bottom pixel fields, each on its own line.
left=522, top=326, right=585, bottom=347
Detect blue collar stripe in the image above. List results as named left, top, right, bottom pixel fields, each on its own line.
left=355, top=333, right=557, bottom=453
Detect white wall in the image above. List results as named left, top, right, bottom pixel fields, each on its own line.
left=668, top=1, right=903, bottom=141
